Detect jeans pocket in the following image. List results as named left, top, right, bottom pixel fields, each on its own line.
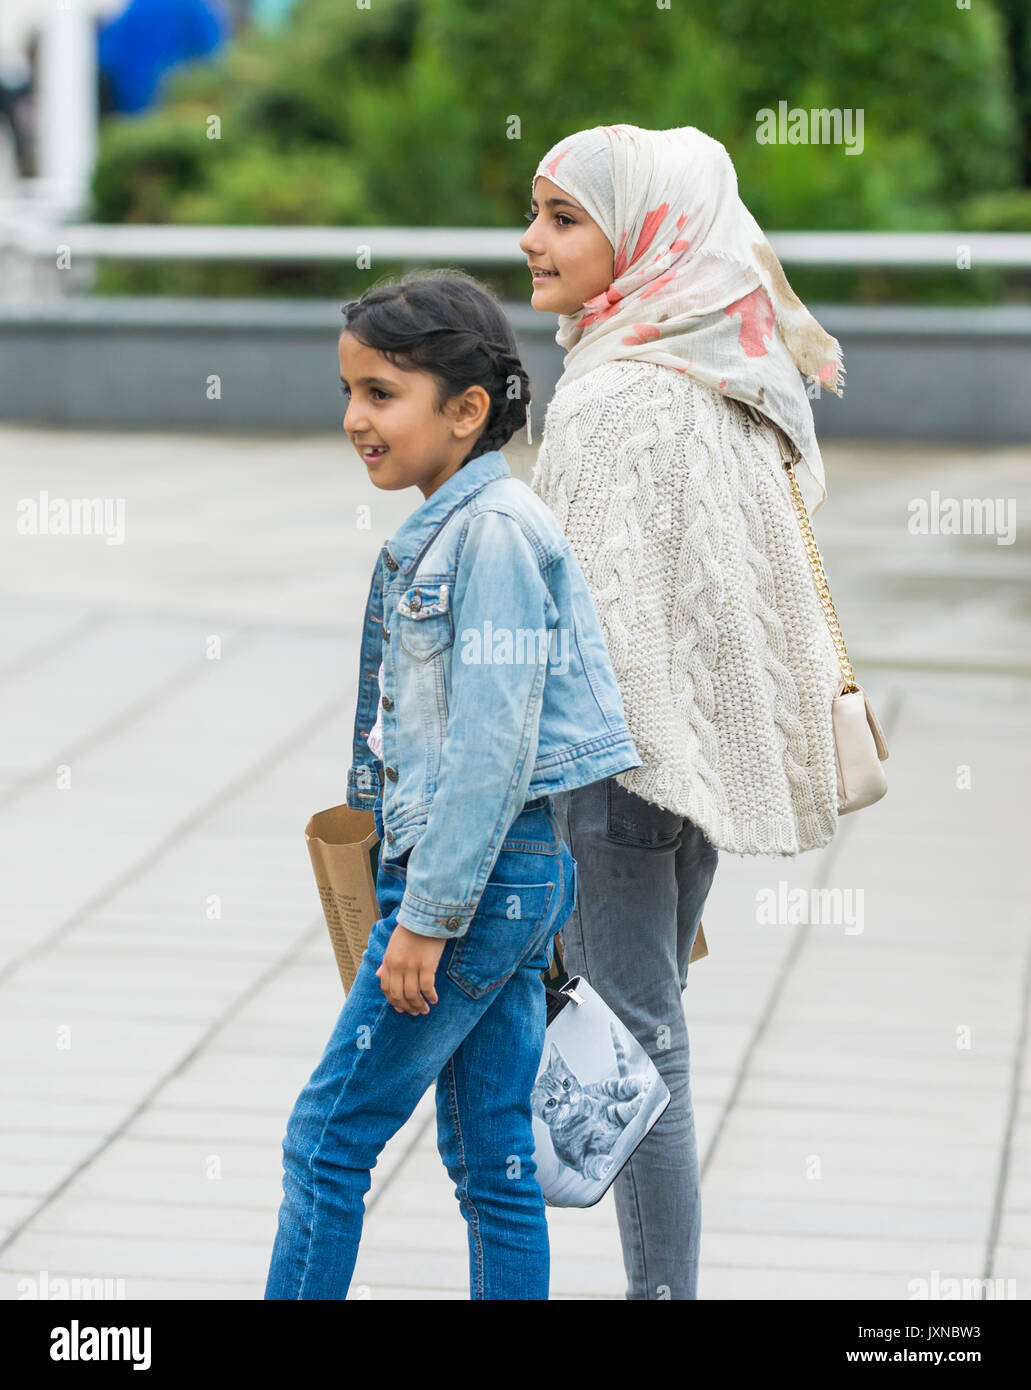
left=445, top=879, right=556, bottom=1000
left=605, top=777, right=682, bottom=848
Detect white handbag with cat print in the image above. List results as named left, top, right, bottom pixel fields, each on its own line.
left=532, top=976, right=672, bottom=1208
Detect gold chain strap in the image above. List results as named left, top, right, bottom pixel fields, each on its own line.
left=776, top=431, right=858, bottom=695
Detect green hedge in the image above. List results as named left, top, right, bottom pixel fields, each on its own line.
left=89, top=0, right=1029, bottom=302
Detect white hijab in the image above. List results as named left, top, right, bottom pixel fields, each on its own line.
left=532, top=123, right=844, bottom=515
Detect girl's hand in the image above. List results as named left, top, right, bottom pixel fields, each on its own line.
left=376, top=926, right=447, bottom=1014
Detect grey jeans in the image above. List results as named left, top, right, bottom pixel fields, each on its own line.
left=550, top=774, right=719, bottom=1300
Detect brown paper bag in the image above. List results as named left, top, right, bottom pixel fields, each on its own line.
left=305, top=804, right=381, bottom=994
left=306, top=804, right=709, bottom=997
left=692, top=920, right=708, bottom=962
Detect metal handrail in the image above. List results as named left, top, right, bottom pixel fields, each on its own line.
left=2, top=223, right=1030, bottom=267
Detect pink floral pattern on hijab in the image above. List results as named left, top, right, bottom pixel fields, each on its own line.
left=532, top=124, right=844, bottom=515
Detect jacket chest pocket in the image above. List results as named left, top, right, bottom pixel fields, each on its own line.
left=396, top=582, right=453, bottom=661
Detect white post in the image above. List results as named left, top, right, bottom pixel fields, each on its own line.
left=36, top=2, right=98, bottom=216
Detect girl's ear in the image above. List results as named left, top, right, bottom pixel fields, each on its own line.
left=451, top=384, right=492, bottom=438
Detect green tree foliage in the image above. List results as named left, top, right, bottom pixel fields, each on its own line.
left=88, top=0, right=1028, bottom=299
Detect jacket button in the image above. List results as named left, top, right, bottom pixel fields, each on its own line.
left=384, top=553, right=398, bottom=571
left=445, top=916, right=461, bottom=932
left=409, top=593, right=422, bottom=612
left=382, top=626, right=390, bottom=642
left=386, top=829, right=395, bottom=844
left=381, top=695, right=393, bottom=711
left=385, top=766, right=398, bottom=781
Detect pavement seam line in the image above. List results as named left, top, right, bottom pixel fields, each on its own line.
left=0, top=689, right=353, bottom=1256
left=0, top=619, right=259, bottom=814
left=980, top=913, right=1031, bottom=1288
left=0, top=677, right=347, bottom=987
left=0, top=914, right=329, bottom=1261
left=0, top=609, right=113, bottom=686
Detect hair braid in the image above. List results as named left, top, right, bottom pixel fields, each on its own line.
left=462, top=338, right=531, bottom=464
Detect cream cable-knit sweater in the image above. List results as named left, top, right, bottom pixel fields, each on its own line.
left=530, top=359, right=842, bottom=857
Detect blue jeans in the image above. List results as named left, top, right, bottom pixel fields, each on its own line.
left=264, top=793, right=576, bottom=1301
left=550, top=775, right=719, bottom=1300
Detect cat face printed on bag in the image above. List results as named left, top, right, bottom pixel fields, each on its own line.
left=531, top=1045, right=577, bottom=1119
left=531, top=1026, right=655, bottom=1183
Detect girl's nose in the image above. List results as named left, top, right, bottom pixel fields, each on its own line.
left=519, top=223, right=541, bottom=255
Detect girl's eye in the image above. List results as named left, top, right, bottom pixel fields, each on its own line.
left=340, top=385, right=390, bottom=401
left=523, top=209, right=573, bottom=227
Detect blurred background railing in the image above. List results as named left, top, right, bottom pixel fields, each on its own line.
left=2, top=225, right=1031, bottom=439
left=4, top=226, right=1031, bottom=279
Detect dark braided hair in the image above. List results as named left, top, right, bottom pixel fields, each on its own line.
left=340, top=267, right=531, bottom=466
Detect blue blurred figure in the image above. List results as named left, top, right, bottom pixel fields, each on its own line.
left=98, top=0, right=231, bottom=115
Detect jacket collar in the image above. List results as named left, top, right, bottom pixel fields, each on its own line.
left=384, top=449, right=510, bottom=576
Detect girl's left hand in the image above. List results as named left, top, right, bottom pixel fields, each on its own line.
left=376, top=926, right=447, bottom=1014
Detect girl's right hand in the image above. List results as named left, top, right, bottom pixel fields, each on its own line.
left=376, top=925, right=446, bottom=1014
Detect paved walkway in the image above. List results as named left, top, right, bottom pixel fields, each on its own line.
left=0, top=427, right=1028, bottom=1299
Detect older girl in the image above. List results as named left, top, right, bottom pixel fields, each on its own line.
left=519, top=123, right=845, bottom=1300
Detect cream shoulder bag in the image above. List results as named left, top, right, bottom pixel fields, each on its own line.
left=774, top=426, right=889, bottom=815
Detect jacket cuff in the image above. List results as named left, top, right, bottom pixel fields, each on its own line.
left=395, top=888, right=472, bottom=940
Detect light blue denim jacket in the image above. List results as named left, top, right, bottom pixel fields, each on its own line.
left=346, top=448, right=641, bottom=939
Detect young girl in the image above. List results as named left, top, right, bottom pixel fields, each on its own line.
left=263, top=267, right=642, bottom=1301
left=519, top=124, right=845, bottom=1299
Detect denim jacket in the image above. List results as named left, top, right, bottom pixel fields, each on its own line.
left=346, top=448, right=641, bottom=939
